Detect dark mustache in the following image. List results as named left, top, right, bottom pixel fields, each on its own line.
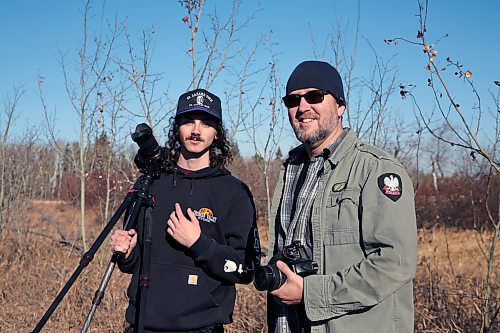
left=296, top=112, right=317, bottom=121
left=187, top=134, right=203, bottom=141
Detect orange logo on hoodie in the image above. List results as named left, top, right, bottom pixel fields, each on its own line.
left=194, top=208, right=218, bottom=223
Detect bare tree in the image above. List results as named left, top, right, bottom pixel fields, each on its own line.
left=91, top=85, right=132, bottom=228
left=223, top=33, right=273, bottom=146
left=0, top=85, right=24, bottom=235
left=57, top=0, right=125, bottom=251
left=179, top=0, right=262, bottom=90
left=116, top=25, right=171, bottom=137
left=311, top=0, right=361, bottom=130
left=386, top=1, right=499, bottom=331
left=236, top=55, right=285, bottom=221
left=312, top=1, right=415, bottom=159
left=387, top=2, right=499, bottom=173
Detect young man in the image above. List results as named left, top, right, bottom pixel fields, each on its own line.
left=111, top=88, right=261, bottom=333
left=266, top=61, right=417, bottom=332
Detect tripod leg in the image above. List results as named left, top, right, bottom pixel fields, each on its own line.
left=79, top=194, right=149, bottom=332
left=80, top=258, right=118, bottom=333
left=78, top=175, right=155, bottom=332
left=31, top=194, right=133, bottom=333
left=137, top=201, right=154, bottom=333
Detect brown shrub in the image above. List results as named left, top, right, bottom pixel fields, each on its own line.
left=415, top=173, right=499, bottom=230
left=58, top=172, right=132, bottom=209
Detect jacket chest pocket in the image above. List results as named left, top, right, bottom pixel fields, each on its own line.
left=324, top=188, right=361, bottom=245
left=323, top=188, right=363, bottom=274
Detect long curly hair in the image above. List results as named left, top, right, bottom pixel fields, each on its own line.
left=162, top=115, right=232, bottom=172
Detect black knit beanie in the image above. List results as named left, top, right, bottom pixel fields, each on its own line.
left=285, top=60, right=345, bottom=105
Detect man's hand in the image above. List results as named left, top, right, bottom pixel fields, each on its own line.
left=270, top=260, right=304, bottom=305
left=110, top=229, right=137, bottom=259
left=166, top=203, right=201, bottom=248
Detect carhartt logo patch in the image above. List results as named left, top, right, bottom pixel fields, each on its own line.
left=377, top=173, right=402, bottom=202
left=188, top=274, right=198, bottom=285
left=332, top=182, right=347, bottom=192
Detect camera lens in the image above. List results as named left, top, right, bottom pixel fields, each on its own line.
left=253, top=264, right=287, bottom=291
left=131, top=123, right=160, bottom=158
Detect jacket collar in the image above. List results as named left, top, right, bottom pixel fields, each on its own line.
left=325, top=129, right=357, bottom=166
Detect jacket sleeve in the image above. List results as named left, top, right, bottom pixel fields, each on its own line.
left=186, top=182, right=261, bottom=284
left=304, top=157, right=417, bottom=320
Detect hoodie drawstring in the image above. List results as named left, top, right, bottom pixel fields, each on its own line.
left=189, top=178, right=194, bottom=196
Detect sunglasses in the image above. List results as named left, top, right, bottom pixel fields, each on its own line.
left=282, top=89, right=332, bottom=108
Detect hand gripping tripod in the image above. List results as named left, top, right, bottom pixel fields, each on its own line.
left=32, top=124, right=161, bottom=333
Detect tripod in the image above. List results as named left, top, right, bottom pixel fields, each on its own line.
left=32, top=164, right=159, bottom=333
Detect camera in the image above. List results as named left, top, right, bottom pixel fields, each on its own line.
left=131, top=123, right=163, bottom=171
left=253, top=241, right=318, bottom=291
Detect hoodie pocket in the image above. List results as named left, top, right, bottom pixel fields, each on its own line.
left=143, top=263, right=221, bottom=327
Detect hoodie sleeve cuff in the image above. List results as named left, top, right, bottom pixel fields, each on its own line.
left=187, top=233, right=212, bottom=259
left=117, top=247, right=139, bottom=273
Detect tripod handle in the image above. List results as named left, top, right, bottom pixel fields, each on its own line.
left=111, top=250, right=126, bottom=263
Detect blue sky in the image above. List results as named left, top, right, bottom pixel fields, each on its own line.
left=1, top=0, right=499, bottom=156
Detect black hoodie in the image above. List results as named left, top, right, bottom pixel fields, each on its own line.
left=119, top=166, right=261, bottom=331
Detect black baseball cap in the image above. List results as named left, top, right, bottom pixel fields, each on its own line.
left=176, top=88, right=222, bottom=121
left=285, top=60, right=345, bottom=105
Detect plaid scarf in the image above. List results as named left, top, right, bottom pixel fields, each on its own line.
left=274, top=130, right=348, bottom=333
left=275, top=152, right=323, bottom=333
left=279, top=154, right=323, bottom=252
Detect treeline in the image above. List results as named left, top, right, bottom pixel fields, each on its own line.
left=0, top=136, right=283, bottom=231
left=1, top=137, right=497, bottom=234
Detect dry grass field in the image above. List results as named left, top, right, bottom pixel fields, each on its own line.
left=0, top=200, right=497, bottom=332
left=0, top=200, right=267, bottom=332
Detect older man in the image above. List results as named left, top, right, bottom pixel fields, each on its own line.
left=266, top=60, right=417, bottom=333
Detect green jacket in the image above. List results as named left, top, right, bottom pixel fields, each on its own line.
left=268, top=130, right=417, bottom=332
